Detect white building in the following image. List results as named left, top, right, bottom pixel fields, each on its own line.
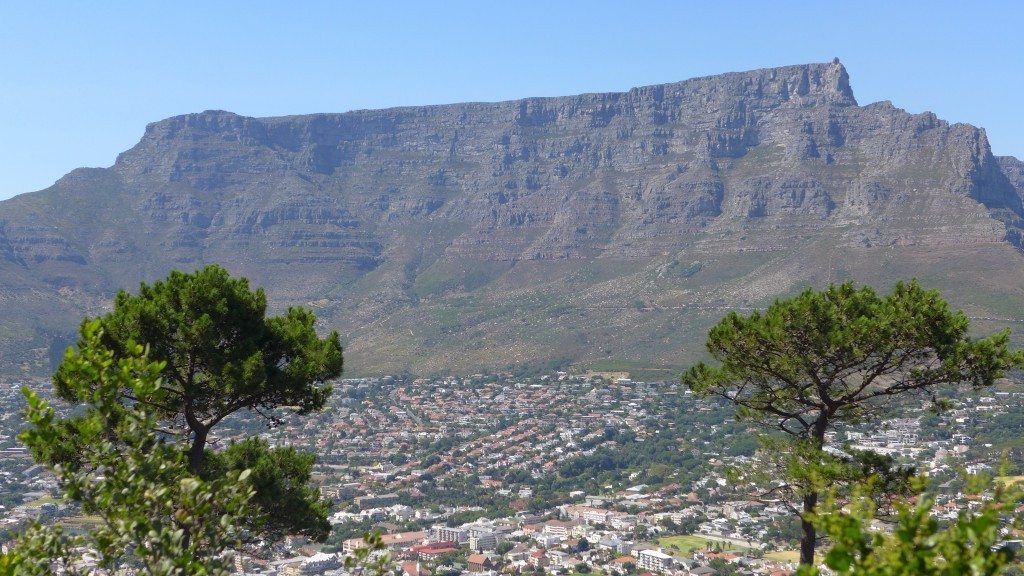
left=429, top=525, right=468, bottom=543
left=637, top=549, right=673, bottom=573
left=299, top=552, right=342, bottom=574
left=469, top=531, right=499, bottom=551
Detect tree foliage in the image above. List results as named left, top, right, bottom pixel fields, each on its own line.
left=3, top=322, right=254, bottom=575
left=202, top=438, right=331, bottom=541
left=46, top=264, right=342, bottom=541
left=798, top=474, right=1022, bottom=576
left=750, top=436, right=918, bottom=514
left=684, top=280, right=1023, bottom=565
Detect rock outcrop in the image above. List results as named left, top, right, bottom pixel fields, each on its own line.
left=3, top=60, right=1024, bottom=376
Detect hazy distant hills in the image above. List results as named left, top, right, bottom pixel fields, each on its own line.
left=4, top=60, right=1024, bottom=377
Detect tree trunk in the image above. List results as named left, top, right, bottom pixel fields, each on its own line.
left=799, top=414, right=829, bottom=566
left=799, top=490, right=818, bottom=566
left=187, top=425, right=208, bottom=475
left=181, top=424, right=208, bottom=551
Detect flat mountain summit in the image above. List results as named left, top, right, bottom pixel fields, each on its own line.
left=4, top=60, right=1024, bottom=376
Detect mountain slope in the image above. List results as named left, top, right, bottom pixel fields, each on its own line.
left=3, top=60, right=1024, bottom=376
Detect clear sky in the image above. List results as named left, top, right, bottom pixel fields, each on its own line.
left=1, top=1, right=1021, bottom=200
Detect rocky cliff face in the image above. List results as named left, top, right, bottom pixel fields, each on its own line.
left=3, top=60, right=1024, bottom=376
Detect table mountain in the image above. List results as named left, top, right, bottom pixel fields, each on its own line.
left=3, top=60, right=1024, bottom=377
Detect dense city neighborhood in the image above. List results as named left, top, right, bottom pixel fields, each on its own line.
left=1, top=372, right=1022, bottom=575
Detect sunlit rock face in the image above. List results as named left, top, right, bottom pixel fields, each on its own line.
left=3, top=60, right=1024, bottom=376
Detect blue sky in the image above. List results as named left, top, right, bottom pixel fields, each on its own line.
left=1, top=1, right=1021, bottom=200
